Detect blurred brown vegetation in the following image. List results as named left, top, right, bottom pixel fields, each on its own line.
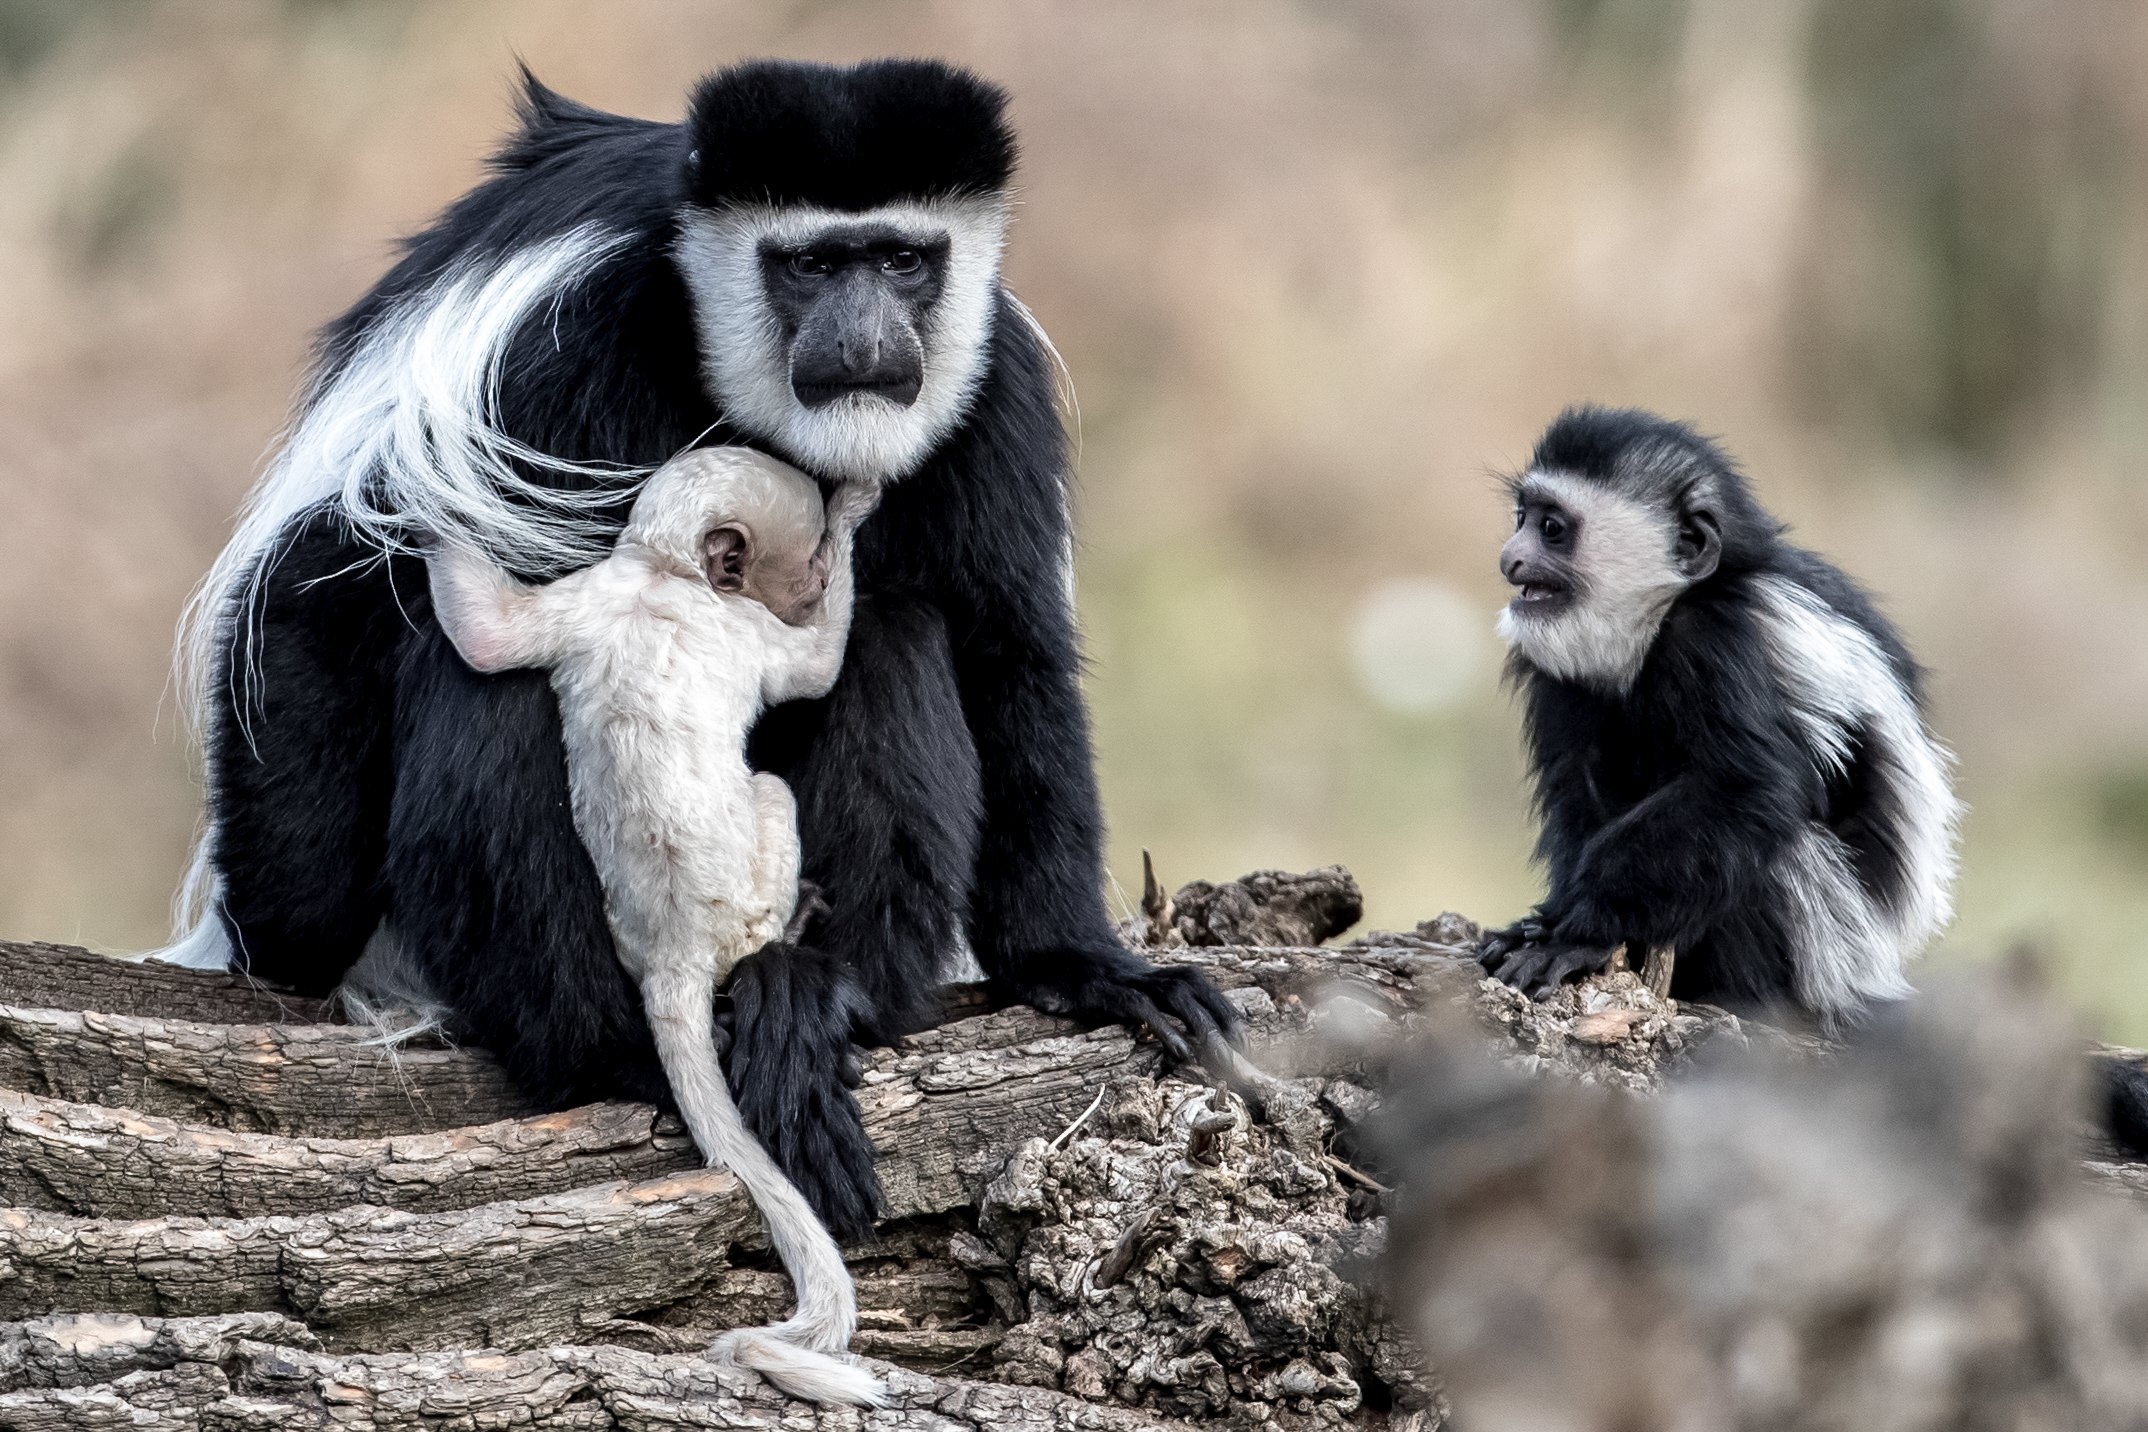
left=3, top=1, right=2147, bottom=1032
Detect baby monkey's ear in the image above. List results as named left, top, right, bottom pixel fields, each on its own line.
left=703, top=524, right=751, bottom=592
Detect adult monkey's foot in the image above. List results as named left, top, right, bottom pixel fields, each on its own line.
left=721, top=941, right=883, bottom=1242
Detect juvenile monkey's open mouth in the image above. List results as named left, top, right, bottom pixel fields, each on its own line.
left=1511, top=581, right=1573, bottom=612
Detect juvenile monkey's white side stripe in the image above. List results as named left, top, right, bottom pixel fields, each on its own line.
left=1775, top=824, right=1914, bottom=1016
left=676, top=197, right=1008, bottom=483
left=1754, top=575, right=1962, bottom=1015
left=1496, top=471, right=1686, bottom=692
left=161, top=223, right=644, bottom=955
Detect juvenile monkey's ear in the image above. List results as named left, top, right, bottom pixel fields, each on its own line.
left=1677, top=508, right=1722, bottom=582
left=704, top=524, right=750, bottom=592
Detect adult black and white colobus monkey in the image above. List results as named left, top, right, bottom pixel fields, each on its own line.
left=1479, top=407, right=2148, bottom=1153
left=164, top=59, right=1238, bottom=1239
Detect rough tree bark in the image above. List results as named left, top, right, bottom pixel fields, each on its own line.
left=2, top=893, right=2124, bottom=1431
left=0, top=895, right=1467, bottom=1429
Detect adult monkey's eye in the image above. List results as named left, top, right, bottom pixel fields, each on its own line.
left=787, top=252, right=832, bottom=278
left=883, top=249, right=923, bottom=275
left=1541, top=512, right=1568, bottom=545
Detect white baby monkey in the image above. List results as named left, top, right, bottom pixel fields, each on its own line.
left=428, top=447, right=883, bottom=1406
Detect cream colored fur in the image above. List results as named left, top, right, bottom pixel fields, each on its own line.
left=429, top=447, right=884, bottom=1408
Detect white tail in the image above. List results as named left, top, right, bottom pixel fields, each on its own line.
left=643, top=979, right=885, bottom=1407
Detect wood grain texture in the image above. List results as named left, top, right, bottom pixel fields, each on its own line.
left=0, top=1312, right=1196, bottom=1431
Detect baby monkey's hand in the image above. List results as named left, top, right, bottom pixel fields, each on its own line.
left=807, top=479, right=886, bottom=592
left=826, top=477, right=885, bottom=529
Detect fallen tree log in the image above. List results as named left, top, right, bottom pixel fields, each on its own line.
left=0, top=918, right=1475, bottom=1429
left=8, top=903, right=2136, bottom=1430
left=0, top=1019, right=1164, bottom=1350
left=0, top=1092, right=694, bottom=1217
left=0, top=1003, right=535, bottom=1136
left=0, top=1008, right=1149, bottom=1219
left=0, top=941, right=335, bottom=1024
left=0, top=1171, right=765, bottom=1348
left=0, top=1311, right=1200, bottom=1431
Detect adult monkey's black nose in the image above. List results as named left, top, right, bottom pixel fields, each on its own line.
left=790, top=281, right=925, bottom=407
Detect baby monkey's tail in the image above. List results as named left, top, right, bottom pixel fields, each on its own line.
left=645, top=978, right=885, bottom=1408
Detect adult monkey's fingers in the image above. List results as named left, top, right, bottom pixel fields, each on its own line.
left=1151, top=964, right=1243, bottom=1047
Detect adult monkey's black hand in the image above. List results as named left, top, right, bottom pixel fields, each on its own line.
left=1004, top=942, right=1244, bottom=1065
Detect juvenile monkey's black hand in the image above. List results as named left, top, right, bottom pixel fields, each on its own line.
left=1479, top=936, right=1619, bottom=998
left=1007, top=943, right=1243, bottom=1065
left=1477, top=913, right=1555, bottom=964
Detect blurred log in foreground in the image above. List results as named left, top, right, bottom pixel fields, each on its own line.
left=1375, top=958, right=2148, bottom=1432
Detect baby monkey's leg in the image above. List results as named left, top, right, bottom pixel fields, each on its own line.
left=729, top=779, right=859, bottom=1090
left=785, top=881, right=831, bottom=944
left=743, top=773, right=802, bottom=953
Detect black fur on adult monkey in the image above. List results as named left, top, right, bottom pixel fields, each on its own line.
left=162, top=59, right=1240, bottom=1241
left=1480, top=406, right=2148, bottom=1156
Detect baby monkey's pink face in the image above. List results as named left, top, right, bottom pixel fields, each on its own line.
left=621, top=446, right=830, bottom=624
left=702, top=510, right=828, bottom=626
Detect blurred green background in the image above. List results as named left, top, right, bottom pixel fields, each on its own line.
left=3, top=0, right=2145, bottom=1035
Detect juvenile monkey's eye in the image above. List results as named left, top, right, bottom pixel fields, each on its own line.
left=787, top=252, right=832, bottom=278
left=883, top=249, right=923, bottom=275
left=1541, top=512, right=1569, bottom=545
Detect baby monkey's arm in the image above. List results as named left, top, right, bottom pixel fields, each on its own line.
left=427, top=546, right=592, bottom=674
left=763, top=480, right=882, bottom=706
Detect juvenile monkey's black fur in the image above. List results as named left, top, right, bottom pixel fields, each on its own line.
left=1483, top=406, right=2148, bottom=1159
left=1482, top=407, right=1942, bottom=1015
left=199, top=61, right=1237, bottom=1240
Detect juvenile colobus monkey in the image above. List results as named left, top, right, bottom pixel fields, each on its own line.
left=429, top=448, right=882, bottom=1406
left=1481, top=406, right=2148, bottom=1150
left=1479, top=406, right=1961, bottom=1022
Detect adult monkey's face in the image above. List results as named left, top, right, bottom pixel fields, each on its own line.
left=673, top=59, right=1018, bottom=483
left=765, top=222, right=945, bottom=410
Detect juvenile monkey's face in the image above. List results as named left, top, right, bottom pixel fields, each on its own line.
left=702, top=513, right=827, bottom=626
left=1496, top=470, right=1687, bottom=691
left=1500, top=494, right=1582, bottom=618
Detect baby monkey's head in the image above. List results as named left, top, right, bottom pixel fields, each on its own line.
left=625, top=447, right=830, bottom=624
